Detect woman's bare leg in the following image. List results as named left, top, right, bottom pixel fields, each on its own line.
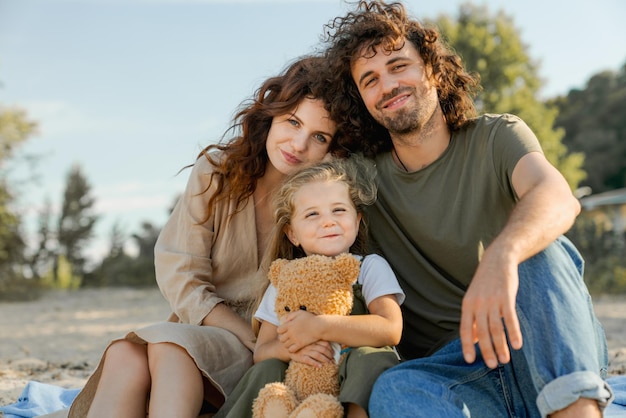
left=87, top=340, right=151, bottom=418
left=147, top=342, right=204, bottom=418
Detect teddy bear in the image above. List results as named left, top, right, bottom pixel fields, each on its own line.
left=252, top=253, right=361, bottom=418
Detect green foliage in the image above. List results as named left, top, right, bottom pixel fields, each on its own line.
left=41, top=255, right=81, bottom=289
left=0, top=106, right=38, bottom=163
left=431, top=4, right=586, bottom=189
left=0, top=183, right=24, bottom=271
left=84, top=221, right=159, bottom=287
left=550, top=63, right=626, bottom=193
left=0, top=106, right=37, bottom=298
left=566, top=214, right=626, bottom=294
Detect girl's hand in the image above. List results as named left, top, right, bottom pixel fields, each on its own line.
left=290, top=340, right=334, bottom=368
left=277, top=310, right=320, bottom=353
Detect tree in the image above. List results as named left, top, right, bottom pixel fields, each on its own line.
left=85, top=220, right=159, bottom=287
left=27, top=198, right=55, bottom=280
left=55, top=164, right=98, bottom=282
left=550, top=63, right=626, bottom=193
left=431, top=4, right=586, bottom=189
left=0, top=106, right=38, bottom=294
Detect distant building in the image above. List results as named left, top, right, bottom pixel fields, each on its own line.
left=579, top=188, right=626, bottom=233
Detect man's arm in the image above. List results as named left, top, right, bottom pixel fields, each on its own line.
left=459, top=151, right=581, bottom=368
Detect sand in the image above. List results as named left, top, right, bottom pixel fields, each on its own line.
left=1, top=287, right=625, bottom=408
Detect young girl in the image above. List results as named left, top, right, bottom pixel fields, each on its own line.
left=58, top=55, right=353, bottom=418
left=217, top=156, right=404, bottom=418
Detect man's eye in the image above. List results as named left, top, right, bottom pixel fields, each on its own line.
left=364, top=77, right=377, bottom=87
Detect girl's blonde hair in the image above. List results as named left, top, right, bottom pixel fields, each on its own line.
left=251, top=155, right=378, bottom=334
left=268, top=154, right=377, bottom=261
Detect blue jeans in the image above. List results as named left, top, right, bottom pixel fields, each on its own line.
left=369, top=236, right=614, bottom=417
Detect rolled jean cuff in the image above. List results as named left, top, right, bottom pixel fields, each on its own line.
left=536, top=371, right=614, bottom=417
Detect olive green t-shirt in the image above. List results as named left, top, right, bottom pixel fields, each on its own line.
left=367, top=113, right=543, bottom=359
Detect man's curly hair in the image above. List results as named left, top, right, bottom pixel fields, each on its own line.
left=321, top=1, right=480, bottom=157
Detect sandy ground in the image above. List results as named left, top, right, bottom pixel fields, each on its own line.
left=1, top=288, right=625, bottom=409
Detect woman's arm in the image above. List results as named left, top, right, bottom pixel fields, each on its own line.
left=203, top=303, right=256, bottom=351
left=155, top=156, right=256, bottom=349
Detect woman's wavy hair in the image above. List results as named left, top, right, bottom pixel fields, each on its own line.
left=321, top=0, right=481, bottom=157
left=197, top=55, right=351, bottom=223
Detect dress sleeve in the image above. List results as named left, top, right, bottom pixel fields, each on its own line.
left=154, top=156, right=224, bottom=325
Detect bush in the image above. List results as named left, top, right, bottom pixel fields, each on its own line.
left=566, top=214, right=626, bottom=294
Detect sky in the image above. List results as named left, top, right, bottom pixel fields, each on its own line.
left=1, top=0, right=625, bottom=264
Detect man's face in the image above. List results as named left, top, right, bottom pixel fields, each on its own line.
left=350, top=41, right=439, bottom=135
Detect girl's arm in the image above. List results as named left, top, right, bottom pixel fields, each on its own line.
left=254, top=320, right=335, bottom=367
left=277, top=294, right=403, bottom=354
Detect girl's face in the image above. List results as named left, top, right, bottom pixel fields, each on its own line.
left=285, top=180, right=361, bottom=257
left=266, top=98, right=336, bottom=176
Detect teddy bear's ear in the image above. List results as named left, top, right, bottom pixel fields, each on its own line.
left=268, top=258, right=288, bottom=287
left=335, top=253, right=361, bottom=286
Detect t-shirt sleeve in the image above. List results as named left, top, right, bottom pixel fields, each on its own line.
left=492, top=114, right=543, bottom=182
left=491, top=114, right=544, bottom=199
left=359, top=254, right=405, bottom=306
left=254, top=284, right=279, bottom=326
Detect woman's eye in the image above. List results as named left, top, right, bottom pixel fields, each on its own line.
left=288, top=119, right=299, bottom=127
left=313, top=133, right=327, bottom=143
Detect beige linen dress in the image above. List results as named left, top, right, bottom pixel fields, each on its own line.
left=66, top=154, right=269, bottom=417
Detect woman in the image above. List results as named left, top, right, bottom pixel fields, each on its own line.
left=67, top=55, right=351, bottom=418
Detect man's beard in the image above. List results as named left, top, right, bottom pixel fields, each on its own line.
left=379, top=107, right=421, bottom=135
left=374, top=86, right=424, bottom=135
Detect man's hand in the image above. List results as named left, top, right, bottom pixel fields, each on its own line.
left=459, top=249, right=523, bottom=368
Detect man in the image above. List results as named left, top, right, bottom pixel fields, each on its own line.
left=322, top=1, right=613, bottom=417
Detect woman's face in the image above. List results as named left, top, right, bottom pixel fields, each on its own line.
left=266, top=97, right=336, bottom=175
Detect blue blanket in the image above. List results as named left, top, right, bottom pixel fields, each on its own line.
left=2, top=377, right=626, bottom=417
left=0, top=381, right=79, bottom=418
left=606, top=376, right=626, bottom=417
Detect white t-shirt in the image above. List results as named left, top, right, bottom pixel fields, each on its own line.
left=254, top=253, right=405, bottom=327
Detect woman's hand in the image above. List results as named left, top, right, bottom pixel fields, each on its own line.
left=202, top=303, right=256, bottom=351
